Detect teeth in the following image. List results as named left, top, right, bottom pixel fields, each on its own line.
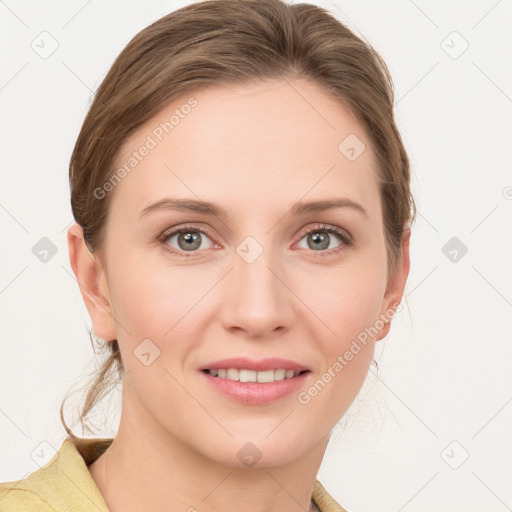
left=206, top=368, right=304, bottom=382
left=226, top=368, right=239, bottom=380
left=274, top=369, right=286, bottom=380
left=239, top=369, right=257, bottom=382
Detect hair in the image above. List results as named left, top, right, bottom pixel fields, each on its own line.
left=61, top=0, right=416, bottom=441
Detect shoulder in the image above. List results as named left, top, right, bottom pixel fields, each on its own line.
left=0, top=436, right=113, bottom=512
left=312, top=479, right=350, bottom=512
left=0, top=481, right=53, bottom=511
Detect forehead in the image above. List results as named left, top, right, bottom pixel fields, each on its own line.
left=108, top=78, right=380, bottom=223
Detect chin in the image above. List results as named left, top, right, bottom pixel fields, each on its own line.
left=202, top=431, right=317, bottom=469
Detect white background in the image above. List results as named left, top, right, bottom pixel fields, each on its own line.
left=0, top=1, right=511, bottom=511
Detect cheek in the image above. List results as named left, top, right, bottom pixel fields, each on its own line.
left=108, top=251, right=191, bottom=321
left=297, top=259, right=385, bottom=379
left=106, top=258, right=213, bottom=361
left=332, top=277, right=385, bottom=343
left=295, top=256, right=386, bottom=339
left=294, top=268, right=384, bottom=422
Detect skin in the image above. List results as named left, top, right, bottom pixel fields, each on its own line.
left=68, top=78, right=410, bottom=512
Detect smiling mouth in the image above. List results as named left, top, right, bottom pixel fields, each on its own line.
left=202, top=368, right=310, bottom=383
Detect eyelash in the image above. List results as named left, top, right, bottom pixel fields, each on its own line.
left=158, top=223, right=353, bottom=259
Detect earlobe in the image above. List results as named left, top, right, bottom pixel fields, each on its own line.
left=375, top=228, right=411, bottom=342
left=67, top=223, right=117, bottom=341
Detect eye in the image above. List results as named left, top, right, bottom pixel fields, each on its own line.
left=158, top=223, right=353, bottom=259
left=296, top=224, right=353, bottom=256
left=159, top=224, right=216, bottom=258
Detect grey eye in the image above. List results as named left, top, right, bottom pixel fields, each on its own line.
left=297, top=230, right=343, bottom=251
left=165, top=229, right=213, bottom=252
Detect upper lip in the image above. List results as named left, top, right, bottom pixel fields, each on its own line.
left=200, top=357, right=310, bottom=372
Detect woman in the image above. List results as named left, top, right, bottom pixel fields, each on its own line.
left=0, top=0, right=414, bottom=510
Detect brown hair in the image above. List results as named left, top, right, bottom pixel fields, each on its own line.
left=62, top=0, right=416, bottom=440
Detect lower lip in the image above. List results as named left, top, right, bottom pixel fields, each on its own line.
left=200, top=370, right=311, bottom=405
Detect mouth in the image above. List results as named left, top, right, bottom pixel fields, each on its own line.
left=200, top=367, right=312, bottom=404
left=201, top=368, right=310, bottom=383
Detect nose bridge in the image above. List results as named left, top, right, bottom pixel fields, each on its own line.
left=222, top=235, right=292, bottom=336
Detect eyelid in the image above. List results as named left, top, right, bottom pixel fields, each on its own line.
left=296, top=223, right=353, bottom=257
left=158, top=222, right=353, bottom=258
left=300, top=223, right=353, bottom=243
left=158, top=223, right=217, bottom=258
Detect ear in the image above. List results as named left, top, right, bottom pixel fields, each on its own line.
left=375, top=228, right=411, bottom=342
left=67, top=223, right=117, bottom=341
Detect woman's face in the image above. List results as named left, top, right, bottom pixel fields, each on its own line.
left=71, top=78, right=409, bottom=467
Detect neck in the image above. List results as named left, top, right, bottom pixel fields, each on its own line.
left=88, top=386, right=330, bottom=512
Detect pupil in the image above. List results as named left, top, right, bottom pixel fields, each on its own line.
left=309, top=232, right=328, bottom=250
left=180, top=231, right=200, bottom=251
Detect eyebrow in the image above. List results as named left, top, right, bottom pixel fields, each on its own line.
left=139, top=197, right=368, bottom=219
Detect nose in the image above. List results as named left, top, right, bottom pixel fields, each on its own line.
left=220, top=242, right=295, bottom=339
